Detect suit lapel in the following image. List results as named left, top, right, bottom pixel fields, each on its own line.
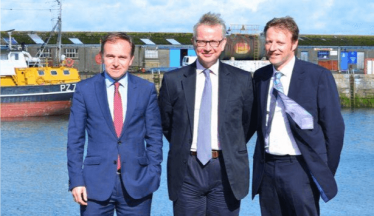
left=122, top=73, right=138, bottom=137
left=288, top=58, right=306, bottom=99
left=259, top=66, right=273, bottom=136
left=181, top=64, right=197, bottom=134
left=218, top=62, right=231, bottom=135
left=95, top=73, right=117, bottom=138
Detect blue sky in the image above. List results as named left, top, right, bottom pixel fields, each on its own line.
left=1, top=0, right=374, bottom=35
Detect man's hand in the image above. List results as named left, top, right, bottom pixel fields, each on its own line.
left=71, top=186, right=88, bottom=206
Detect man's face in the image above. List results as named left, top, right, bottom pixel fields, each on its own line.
left=102, top=39, right=134, bottom=80
left=265, top=26, right=298, bottom=71
left=193, top=24, right=226, bottom=69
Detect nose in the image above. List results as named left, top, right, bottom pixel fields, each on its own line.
left=269, top=42, right=277, bottom=51
left=203, top=42, right=213, bottom=51
left=113, top=58, right=119, bottom=66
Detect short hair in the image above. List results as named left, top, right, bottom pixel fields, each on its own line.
left=263, top=16, right=299, bottom=42
left=193, top=12, right=226, bottom=38
left=101, top=32, right=135, bottom=57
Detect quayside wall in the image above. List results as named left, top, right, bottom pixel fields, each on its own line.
left=117, top=73, right=374, bottom=108
left=333, top=74, right=374, bottom=108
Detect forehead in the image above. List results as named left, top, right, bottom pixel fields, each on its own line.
left=103, top=39, right=131, bottom=53
left=195, top=24, right=223, bottom=39
left=266, top=26, right=293, bottom=40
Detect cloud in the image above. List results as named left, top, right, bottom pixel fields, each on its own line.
left=0, top=0, right=372, bottom=35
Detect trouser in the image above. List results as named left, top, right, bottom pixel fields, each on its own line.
left=81, top=174, right=152, bottom=216
left=259, top=153, right=320, bottom=216
left=173, top=152, right=240, bottom=216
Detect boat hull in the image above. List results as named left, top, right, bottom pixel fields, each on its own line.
left=1, top=83, right=76, bottom=118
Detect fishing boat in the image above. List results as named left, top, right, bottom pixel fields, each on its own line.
left=0, top=1, right=81, bottom=118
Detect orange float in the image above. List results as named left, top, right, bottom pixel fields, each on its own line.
left=66, top=58, right=75, bottom=67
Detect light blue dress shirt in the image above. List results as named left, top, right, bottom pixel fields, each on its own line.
left=104, top=72, right=128, bottom=123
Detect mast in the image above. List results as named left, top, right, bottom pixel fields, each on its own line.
left=56, top=0, right=62, bottom=63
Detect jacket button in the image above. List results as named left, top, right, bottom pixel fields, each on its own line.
left=113, top=160, right=117, bottom=164
left=183, top=160, right=187, bottom=164
left=118, top=141, right=122, bottom=145
left=260, top=159, right=264, bottom=163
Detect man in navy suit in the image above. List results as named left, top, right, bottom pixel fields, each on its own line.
left=67, top=32, right=163, bottom=216
left=249, top=17, right=345, bottom=216
left=159, top=12, right=253, bottom=216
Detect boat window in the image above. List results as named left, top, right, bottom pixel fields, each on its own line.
left=51, top=70, right=58, bottom=75
left=0, top=54, right=8, bottom=60
left=10, top=53, right=19, bottom=60
left=38, top=70, right=45, bottom=76
left=63, top=70, right=70, bottom=75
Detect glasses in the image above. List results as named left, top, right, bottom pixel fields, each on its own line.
left=195, top=39, right=224, bottom=47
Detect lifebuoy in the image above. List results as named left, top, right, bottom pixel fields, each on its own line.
left=95, top=53, right=102, bottom=65
left=66, top=58, right=74, bottom=67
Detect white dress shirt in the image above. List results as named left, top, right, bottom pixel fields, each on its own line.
left=265, top=56, right=301, bottom=155
left=191, top=60, right=220, bottom=151
left=105, top=72, right=128, bottom=123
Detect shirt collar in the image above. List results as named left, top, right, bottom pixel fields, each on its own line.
left=196, top=59, right=219, bottom=75
left=104, top=71, right=128, bottom=88
left=272, top=55, right=295, bottom=77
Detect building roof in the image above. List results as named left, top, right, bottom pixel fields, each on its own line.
left=1, top=31, right=374, bottom=46
left=0, top=31, right=194, bottom=45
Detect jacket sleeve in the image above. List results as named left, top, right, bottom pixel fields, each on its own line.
left=158, top=74, right=173, bottom=142
left=67, top=83, right=87, bottom=190
left=242, top=72, right=254, bottom=143
left=317, top=70, right=345, bottom=175
left=144, top=83, right=163, bottom=175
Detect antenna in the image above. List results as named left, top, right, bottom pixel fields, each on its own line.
left=6, top=29, right=15, bottom=50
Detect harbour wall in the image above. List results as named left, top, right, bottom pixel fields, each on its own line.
left=127, top=73, right=374, bottom=108
left=333, top=74, right=374, bottom=108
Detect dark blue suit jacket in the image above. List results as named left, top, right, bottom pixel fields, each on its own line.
left=249, top=58, right=345, bottom=201
left=67, top=72, right=163, bottom=201
left=158, top=61, right=254, bottom=201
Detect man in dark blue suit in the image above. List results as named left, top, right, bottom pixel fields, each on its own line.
left=67, top=32, right=163, bottom=216
left=249, top=17, right=345, bottom=216
left=159, top=12, right=253, bottom=216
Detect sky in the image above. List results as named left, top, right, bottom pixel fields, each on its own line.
left=1, top=0, right=374, bottom=35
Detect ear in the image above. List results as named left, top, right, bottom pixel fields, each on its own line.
left=191, top=37, right=197, bottom=49
left=220, top=38, right=227, bottom=51
left=95, top=53, right=102, bottom=64
left=291, top=40, right=298, bottom=52
left=129, top=55, right=135, bottom=66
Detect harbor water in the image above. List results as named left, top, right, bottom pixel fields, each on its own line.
left=1, top=109, right=374, bottom=215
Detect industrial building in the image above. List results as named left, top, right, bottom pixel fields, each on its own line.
left=1, top=31, right=374, bottom=74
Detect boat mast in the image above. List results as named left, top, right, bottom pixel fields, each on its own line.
left=56, top=0, right=62, bottom=64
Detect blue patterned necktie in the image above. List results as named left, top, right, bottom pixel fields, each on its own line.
left=197, top=69, right=212, bottom=165
left=265, top=71, right=314, bottom=148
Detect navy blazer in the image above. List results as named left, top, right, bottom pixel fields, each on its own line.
left=67, top=72, right=163, bottom=201
left=158, top=61, right=254, bottom=201
left=249, top=58, right=345, bottom=201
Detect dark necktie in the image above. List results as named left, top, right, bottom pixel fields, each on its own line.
left=114, top=82, right=123, bottom=170
left=197, top=69, right=212, bottom=165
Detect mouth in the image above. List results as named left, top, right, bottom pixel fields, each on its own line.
left=268, top=53, right=280, bottom=58
left=202, top=53, right=213, bottom=57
